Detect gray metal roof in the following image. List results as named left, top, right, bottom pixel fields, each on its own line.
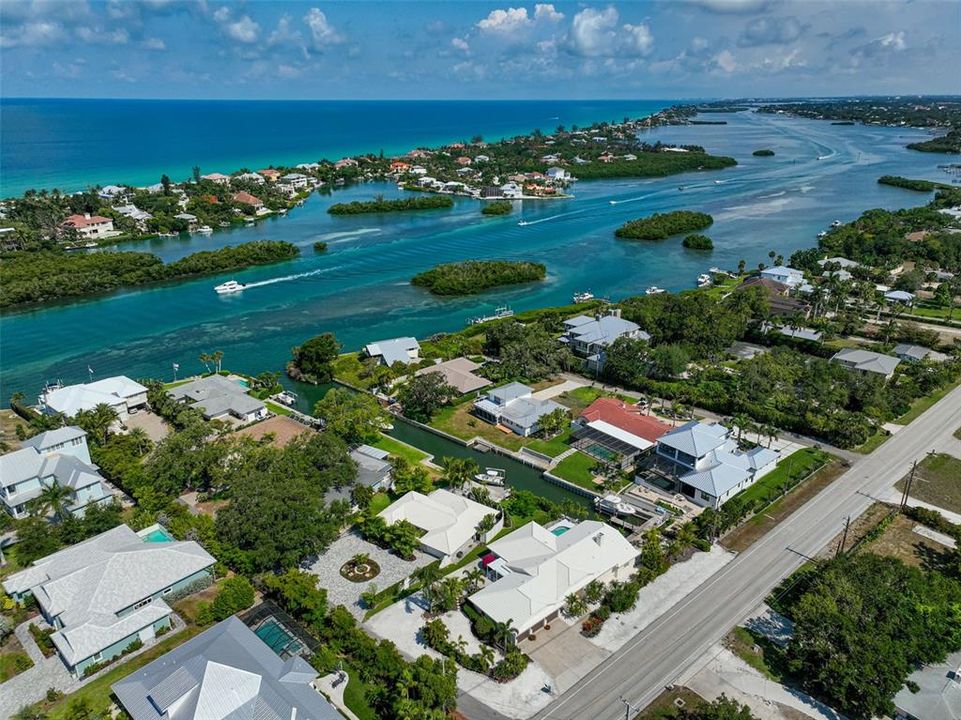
left=487, top=382, right=532, bottom=404
left=658, top=421, right=731, bottom=458
left=350, top=447, right=391, bottom=488
left=831, top=348, right=901, bottom=375
left=364, top=337, right=420, bottom=366
left=0, top=447, right=45, bottom=486
left=564, top=315, right=644, bottom=347
left=499, top=398, right=563, bottom=429
left=894, top=649, right=961, bottom=720
left=21, top=426, right=87, bottom=451
left=169, top=376, right=265, bottom=419
left=112, top=617, right=341, bottom=720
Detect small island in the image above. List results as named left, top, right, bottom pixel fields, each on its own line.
left=753, top=148, right=775, bottom=157
left=313, top=241, right=328, bottom=252
left=328, top=195, right=454, bottom=215
left=481, top=200, right=513, bottom=216
left=878, top=175, right=939, bottom=192
left=411, top=260, right=546, bottom=296
left=615, top=210, right=714, bottom=241
left=682, top=234, right=714, bottom=250
left=574, top=151, right=736, bottom=180
left=907, top=128, right=961, bottom=154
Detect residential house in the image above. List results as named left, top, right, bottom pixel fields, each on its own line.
left=351, top=444, right=393, bottom=492
left=737, top=277, right=810, bottom=318
left=98, top=185, right=126, bottom=200
left=235, top=171, right=265, bottom=184
left=3, top=524, right=215, bottom=677
left=174, top=212, right=199, bottom=231
left=114, top=204, right=153, bottom=231
left=654, top=421, right=780, bottom=509
left=415, top=357, right=493, bottom=395
left=474, top=154, right=490, bottom=163
left=200, top=172, right=230, bottom=185
left=40, top=375, right=148, bottom=419
left=378, top=489, right=497, bottom=564
left=572, top=398, right=671, bottom=469
left=232, top=191, right=264, bottom=210
left=500, top=182, right=523, bottom=199
left=546, top=167, right=571, bottom=181
left=63, top=213, right=115, bottom=239
left=884, top=289, right=916, bottom=304
left=892, top=648, right=961, bottom=720
left=760, top=266, right=805, bottom=287
left=281, top=173, right=310, bottom=189
left=470, top=519, right=638, bottom=640
left=473, top=382, right=563, bottom=437
left=760, top=321, right=823, bottom=343
left=334, top=158, right=358, bottom=170
left=259, top=168, right=282, bottom=182
left=893, top=343, right=949, bottom=363
left=168, top=375, right=267, bottom=423
left=0, top=427, right=111, bottom=519
left=560, top=311, right=649, bottom=372
left=364, top=337, right=421, bottom=366
left=817, top=256, right=860, bottom=271
left=830, top=348, right=901, bottom=379
left=112, top=617, right=341, bottom=720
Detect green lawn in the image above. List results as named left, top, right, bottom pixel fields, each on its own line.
left=0, top=648, right=32, bottom=682
left=854, top=430, right=890, bottom=455
left=896, top=453, right=961, bottom=515
left=264, top=399, right=293, bottom=417
left=897, top=378, right=961, bottom=425
left=524, top=427, right=573, bottom=458
left=332, top=352, right=377, bottom=391
left=430, top=402, right=526, bottom=451
left=955, top=426, right=961, bottom=440
left=554, top=386, right=634, bottom=415
left=342, top=665, right=379, bottom=720
left=368, top=492, right=391, bottom=515
left=551, top=451, right=601, bottom=490
left=724, top=627, right=785, bottom=682
left=371, top=433, right=429, bottom=464
left=734, top=448, right=829, bottom=508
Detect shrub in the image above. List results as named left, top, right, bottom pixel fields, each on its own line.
left=210, top=576, right=256, bottom=622
left=481, top=200, right=513, bottom=216
left=491, top=651, right=529, bottom=682
left=752, top=149, right=775, bottom=157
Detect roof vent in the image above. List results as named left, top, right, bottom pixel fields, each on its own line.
left=593, top=532, right=603, bottom=546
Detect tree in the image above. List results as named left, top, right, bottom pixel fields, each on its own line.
left=126, top=427, right=153, bottom=455
left=491, top=619, right=517, bottom=650
left=441, top=456, right=478, bottom=491
left=313, top=388, right=386, bottom=443
left=398, top=372, right=455, bottom=422
left=210, top=576, right=255, bottom=621
left=563, top=593, right=587, bottom=618
left=160, top=174, right=171, bottom=195
left=649, top=344, right=690, bottom=379
left=14, top=518, right=60, bottom=564
left=464, top=567, right=485, bottom=593
left=677, top=695, right=758, bottom=720
left=351, top=484, right=374, bottom=509
left=360, top=583, right=379, bottom=608
left=537, top=407, right=570, bottom=439
left=287, top=333, right=341, bottom=384
left=262, top=569, right=328, bottom=627
left=74, top=403, right=119, bottom=446
left=30, top=483, right=73, bottom=522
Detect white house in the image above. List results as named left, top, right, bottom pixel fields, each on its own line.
left=473, top=382, right=563, bottom=437
left=884, top=289, right=916, bottom=304
left=3, top=524, right=215, bottom=677
left=235, top=171, right=265, bottom=184
left=40, top=376, right=148, bottom=419
left=760, top=266, right=805, bottom=287
left=378, top=489, right=498, bottom=564
left=113, top=204, right=153, bottom=230
left=63, top=213, right=115, bottom=239
left=830, top=348, right=901, bottom=379
left=546, top=167, right=571, bottom=181
left=364, top=337, right=420, bottom=366
left=281, top=173, right=310, bottom=189
left=0, top=427, right=112, bottom=519
left=200, top=172, right=230, bottom=185
left=561, top=312, right=649, bottom=372
left=654, top=421, right=780, bottom=509
left=470, top=519, right=638, bottom=640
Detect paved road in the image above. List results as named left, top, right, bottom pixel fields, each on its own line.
left=452, top=385, right=961, bottom=720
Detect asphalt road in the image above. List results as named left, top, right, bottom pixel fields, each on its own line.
left=461, top=383, right=961, bottom=720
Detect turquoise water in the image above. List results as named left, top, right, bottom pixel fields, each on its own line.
left=234, top=378, right=249, bottom=388
left=142, top=527, right=174, bottom=543
left=0, top=111, right=949, bottom=398
left=0, top=98, right=668, bottom=197
left=254, top=618, right=303, bottom=657
left=551, top=526, right=570, bottom=536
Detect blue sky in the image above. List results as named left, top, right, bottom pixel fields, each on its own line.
left=1, top=0, right=958, bottom=99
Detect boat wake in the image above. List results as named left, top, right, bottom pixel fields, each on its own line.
left=317, top=228, right=382, bottom=242
left=240, top=265, right=343, bottom=290
left=516, top=209, right=586, bottom=226
left=609, top=193, right=654, bottom=206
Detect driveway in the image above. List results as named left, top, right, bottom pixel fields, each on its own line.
left=523, top=620, right=609, bottom=694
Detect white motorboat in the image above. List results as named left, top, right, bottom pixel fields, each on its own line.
left=474, top=468, right=506, bottom=486
left=517, top=220, right=530, bottom=226
left=817, top=231, right=828, bottom=239
left=214, top=280, right=246, bottom=294
left=697, top=274, right=712, bottom=287
left=645, top=285, right=666, bottom=295
left=594, top=494, right=637, bottom=516
left=831, top=220, right=843, bottom=228
left=196, top=225, right=213, bottom=234
left=573, top=291, right=595, bottom=303
left=274, top=390, right=299, bottom=407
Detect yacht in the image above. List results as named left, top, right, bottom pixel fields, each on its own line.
left=474, top=468, right=506, bottom=487
left=645, top=286, right=666, bottom=295
left=195, top=225, right=213, bottom=234
left=594, top=494, right=637, bottom=516
left=573, top=291, right=595, bottom=303
left=274, top=390, right=299, bottom=407
left=214, top=280, right=246, bottom=294
left=696, top=274, right=712, bottom=287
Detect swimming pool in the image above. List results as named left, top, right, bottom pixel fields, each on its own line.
left=255, top=618, right=303, bottom=658
left=551, top=527, right=569, bottom=536
left=140, top=526, right=174, bottom=542
left=234, top=378, right=250, bottom=388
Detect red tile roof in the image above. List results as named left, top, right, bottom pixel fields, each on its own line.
left=232, top=191, right=263, bottom=206
left=64, top=214, right=111, bottom=228
left=579, top=397, right=671, bottom=444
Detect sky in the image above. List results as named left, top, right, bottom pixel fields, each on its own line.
left=1, top=0, right=959, bottom=100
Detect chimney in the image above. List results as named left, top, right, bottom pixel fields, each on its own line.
left=84, top=213, right=91, bottom=219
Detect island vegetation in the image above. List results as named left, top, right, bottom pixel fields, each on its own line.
left=877, top=175, right=941, bottom=192
left=286, top=332, right=341, bottom=384
left=411, top=260, right=546, bottom=296
left=328, top=195, right=454, bottom=215
left=752, top=149, right=775, bottom=157
left=0, top=240, right=298, bottom=308
left=313, top=241, right=328, bottom=252
left=574, top=151, right=736, bottom=180
left=615, top=211, right=714, bottom=241
left=757, top=97, right=961, bottom=129
left=906, top=127, right=961, bottom=154
left=682, top=234, right=714, bottom=250
left=480, top=200, right=513, bottom=216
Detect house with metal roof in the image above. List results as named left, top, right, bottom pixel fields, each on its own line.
left=364, top=337, right=421, bottom=366
left=351, top=444, right=392, bottom=491
left=112, top=616, right=341, bottom=720
left=473, top=382, right=563, bottom=437
left=760, top=266, right=805, bottom=287
left=654, top=421, right=780, bottom=509
left=39, top=375, right=148, bottom=419
left=885, top=289, right=916, bottom=304
left=830, top=348, right=901, bottom=379
left=3, top=524, right=215, bottom=677
left=168, top=375, right=267, bottom=423
left=561, top=311, right=649, bottom=372
left=893, top=649, right=961, bottom=720
left=0, top=427, right=111, bottom=520
left=817, top=256, right=860, bottom=270
left=894, top=343, right=949, bottom=363
left=415, top=357, right=492, bottom=395
left=760, top=321, right=823, bottom=343
left=378, top=489, right=497, bottom=564
left=470, top=519, right=638, bottom=640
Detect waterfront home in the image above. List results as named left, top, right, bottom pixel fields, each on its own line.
left=473, top=382, right=563, bottom=437
left=830, top=348, right=901, bottom=379
left=168, top=375, right=267, bottom=424
left=654, top=421, right=780, bottom=510
left=259, top=168, right=282, bottom=182
left=410, top=165, right=428, bottom=175
left=390, top=161, right=411, bottom=172
left=112, top=616, right=341, bottom=720
left=364, top=336, right=421, bottom=366
left=546, top=167, right=571, bottom=181
left=378, top=489, right=497, bottom=563
left=235, top=171, right=265, bottom=184
left=415, top=357, right=492, bottom=395
left=351, top=444, right=393, bottom=492
left=281, top=173, right=310, bottom=189
left=500, top=182, right=523, bottom=199
left=572, top=398, right=671, bottom=469
left=2, top=524, right=215, bottom=678
left=661, top=147, right=690, bottom=153
left=0, top=427, right=111, bottom=520
left=200, top=172, right=230, bottom=184
left=817, top=256, right=860, bottom=271
left=560, top=311, right=649, bottom=373
left=893, top=343, right=949, bottom=363
left=174, top=212, right=199, bottom=231
left=40, top=375, right=148, bottom=419
left=334, top=158, right=358, bottom=169
left=297, top=162, right=322, bottom=171
left=62, top=213, right=115, bottom=239
left=232, top=191, right=264, bottom=210
left=892, top=648, right=961, bottom=720
left=470, top=520, right=638, bottom=641
left=98, top=185, right=127, bottom=200
left=737, top=277, right=811, bottom=318
left=144, top=183, right=165, bottom=193
left=884, top=289, right=916, bottom=304
left=114, top=204, right=153, bottom=231
left=760, top=266, right=805, bottom=287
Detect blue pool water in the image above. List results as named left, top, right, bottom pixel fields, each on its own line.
left=255, top=618, right=303, bottom=657
left=142, top=527, right=174, bottom=543
left=551, top=526, right=570, bottom=536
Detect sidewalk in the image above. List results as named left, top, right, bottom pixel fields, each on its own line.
left=314, top=672, right=359, bottom=720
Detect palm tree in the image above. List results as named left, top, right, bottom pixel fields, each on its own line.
left=31, top=482, right=73, bottom=522
left=414, top=563, right=441, bottom=605
left=212, top=350, right=224, bottom=373
left=761, top=423, right=779, bottom=448
left=127, top=427, right=153, bottom=455
left=442, top=457, right=479, bottom=492
left=492, top=619, right=517, bottom=651
left=476, top=644, right=496, bottom=673
left=199, top=352, right=212, bottom=374
left=464, top=567, right=485, bottom=593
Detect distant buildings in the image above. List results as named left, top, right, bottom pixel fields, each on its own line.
left=473, top=382, right=564, bottom=437
left=62, top=213, right=115, bottom=239
left=40, top=375, right=148, bottom=419
left=232, top=191, right=264, bottom=210
left=200, top=172, right=230, bottom=184
left=114, top=204, right=153, bottom=231
left=830, top=348, right=901, bottom=379
left=364, top=337, right=421, bottom=366
left=893, top=343, right=949, bottom=363
left=0, top=427, right=111, bottom=519
left=167, top=375, right=267, bottom=423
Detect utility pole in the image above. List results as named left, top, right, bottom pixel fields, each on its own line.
left=901, top=459, right=919, bottom=510
left=620, top=696, right=640, bottom=720
left=836, top=515, right=851, bottom=557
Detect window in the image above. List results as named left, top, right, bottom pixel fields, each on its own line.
left=162, top=587, right=172, bottom=595
left=132, top=597, right=153, bottom=611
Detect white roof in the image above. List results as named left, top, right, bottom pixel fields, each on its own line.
left=470, top=520, right=638, bottom=635
left=378, top=489, right=492, bottom=557
left=365, top=337, right=420, bottom=366
left=831, top=348, right=901, bottom=375
left=585, top=419, right=653, bottom=452
left=44, top=375, right=146, bottom=417
left=658, top=421, right=730, bottom=458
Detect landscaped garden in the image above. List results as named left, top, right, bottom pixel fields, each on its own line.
left=341, top=554, right=381, bottom=583
left=551, top=452, right=602, bottom=489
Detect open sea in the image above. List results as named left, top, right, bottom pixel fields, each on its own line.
left=0, top=99, right=950, bottom=398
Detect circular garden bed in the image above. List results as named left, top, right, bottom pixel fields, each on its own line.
left=340, top=557, right=381, bottom=583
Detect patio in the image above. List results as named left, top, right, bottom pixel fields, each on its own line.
left=306, top=530, right=433, bottom=619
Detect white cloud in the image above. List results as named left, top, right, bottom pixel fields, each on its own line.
left=277, top=63, right=302, bottom=78
left=225, top=15, right=259, bottom=43
left=624, top=23, right=654, bottom=56
left=144, top=37, right=166, bottom=50
left=738, top=16, right=803, bottom=47
left=569, top=6, right=619, bottom=56
left=694, top=0, right=770, bottom=14
left=715, top=49, right=738, bottom=72
left=76, top=26, right=130, bottom=44
left=477, top=7, right=531, bottom=34
left=304, top=7, right=344, bottom=49
left=534, top=4, right=564, bottom=23
left=451, top=37, right=470, bottom=53
left=0, top=20, right=63, bottom=47
left=876, top=31, right=907, bottom=51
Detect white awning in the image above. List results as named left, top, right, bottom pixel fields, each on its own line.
left=586, top=420, right=653, bottom=451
